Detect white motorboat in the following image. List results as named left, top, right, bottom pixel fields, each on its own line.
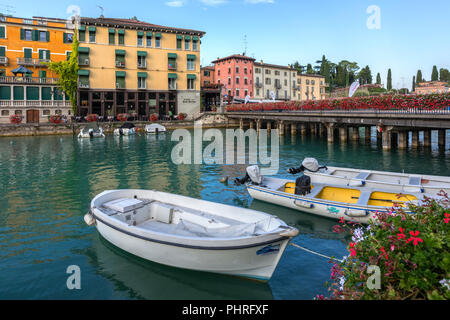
left=84, top=189, right=299, bottom=281
left=237, top=166, right=424, bottom=224
left=114, top=123, right=137, bottom=136
left=289, top=158, right=450, bottom=196
left=78, top=123, right=105, bottom=138
left=145, top=123, right=166, bottom=134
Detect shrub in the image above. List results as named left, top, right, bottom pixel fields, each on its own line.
left=9, top=115, right=23, bottom=124
left=49, top=115, right=62, bottom=124
left=86, top=114, right=98, bottom=122
left=325, top=192, right=450, bottom=300
left=117, top=113, right=128, bottom=122
left=149, top=113, right=158, bottom=122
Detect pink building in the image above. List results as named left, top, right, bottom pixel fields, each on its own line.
left=212, top=54, right=255, bottom=101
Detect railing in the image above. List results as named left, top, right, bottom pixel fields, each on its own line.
left=0, top=100, right=70, bottom=107
left=78, top=58, right=90, bottom=66
left=0, top=76, right=59, bottom=84
left=168, top=63, right=177, bottom=70
left=255, top=82, right=263, bottom=88
left=115, top=61, right=126, bottom=68
left=137, top=62, right=147, bottom=69
left=17, top=58, right=50, bottom=66
left=0, top=57, right=8, bottom=65
left=79, top=82, right=90, bottom=89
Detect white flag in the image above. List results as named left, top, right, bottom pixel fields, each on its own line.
left=349, top=81, right=360, bottom=97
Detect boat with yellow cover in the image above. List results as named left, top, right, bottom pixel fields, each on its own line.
left=246, top=176, right=424, bottom=224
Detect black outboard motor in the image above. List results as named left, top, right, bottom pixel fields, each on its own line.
left=235, top=166, right=263, bottom=186
left=119, top=128, right=124, bottom=136
left=295, top=175, right=311, bottom=196
left=155, top=128, right=159, bottom=135
left=89, top=129, right=94, bottom=138
left=289, top=158, right=328, bottom=175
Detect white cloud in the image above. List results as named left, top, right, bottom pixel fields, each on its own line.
left=165, top=1, right=185, bottom=7
left=245, top=0, right=275, bottom=3
left=198, top=0, right=228, bottom=6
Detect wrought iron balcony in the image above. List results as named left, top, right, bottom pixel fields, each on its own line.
left=0, top=76, right=59, bottom=84
left=0, top=56, right=8, bottom=65
left=17, top=57, right=50, bottom=66
left=78, top=58, right=90, bottom=66
left=115, top=61, right=126, bottom=68
left=79, top=81, right=90, bottom=89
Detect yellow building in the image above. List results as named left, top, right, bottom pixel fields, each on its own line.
left=77, top=17, right=205, bottom=119
left=293, top=74, right=327, bottom=101
left=0, top=15, right=74, bottom=123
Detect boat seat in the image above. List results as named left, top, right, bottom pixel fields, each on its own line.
left=355, top=172, right=371, bottom=181
left=409, top=176, right=422, bottom=186
left=307, top=185, right=324, bottom=198
left=356, top=192, right=372, bottom=206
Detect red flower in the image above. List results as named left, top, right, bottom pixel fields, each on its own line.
left=397, top=227, right=406, bottom=240
left=380, top=247, right=388, bottom=259
left=339, top=217, right=345, bottom=224
left=444, top=213, right=450, bottom=224
left=406, top=231, right=423, bottom=246
left=349, top=242, right=357, bottom=257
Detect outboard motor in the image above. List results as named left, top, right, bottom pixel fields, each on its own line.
left=289, top=158, right=327, bottom=174
left=119, top=128, right=124, bottom=136
left=88, top=129, right=94, bottom=138
left=155, top=128, right=159, bottom=135
left=235, top=165, right=263, bottom=185
left=295, top=175, right=311, bottom=196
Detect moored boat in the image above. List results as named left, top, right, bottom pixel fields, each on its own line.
left=78, top=123, right=105, bottom=138
left=145, top=123, right=167, bottom=134
left=114, top=123, right=137, bottom=136
left=84, top=189, right=299, bottom=281
left=289, top=158, right=450, bottom=196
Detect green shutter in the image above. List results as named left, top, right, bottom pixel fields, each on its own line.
left=168, top=53, right=177, bottom=59
left=26, top=87, right=39, bottom=100
left=39, top=70, right=46, bottom=78
left=168, top=73, right=177, bottom=79
left=20, top=29, right=25, bottom=40
left=13, top=87, right=24, bottom=100
left=187, top=54, right=196, bottom=60
left=46, top=31, right=50, bottom=42
left=137, top=72, right=147, bottom=78
left=24, top=48, right=32, bottom=59
left=115, top=71, right=126, bottom=77
left=38, top=50, right=43, bottom=60
left=0, top=26, right=5, bottom=39
left=63, top=33, right=67, bottom=43
left=0, top=47, right=5, bottom=57
left=41, top=87, right=52, bottom=100
left=187, top=74, right=197, bottom=80
left=78, top=70, right=90, bottom=76
left=79, top=30, right=85, bottom=42
left=32, top=30, right=38, bottom=41
left=0, top=86, right=11, bottom=100
left=137, top=51, right=147, bottom=57
left=78, top=47, right=90, bottom=53
left=109, top=32, right=115, bottom=45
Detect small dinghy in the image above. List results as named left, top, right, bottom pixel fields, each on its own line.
left=236, top=166, right=425, bottom=224
left=84, top=189, right=299, bottom=281
left=288, top=158, right=450, bottom=196
left=78, top=123, right=105, bottom=138
left=145, top=123, right=166, bottom=134
left=114, top=123, right=137, bottom=136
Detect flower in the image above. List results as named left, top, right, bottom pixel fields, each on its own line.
left=397, top=227, right=406, bottom=240
left=444, top=213, right=450, bottom=224
left=380, top=247, right=388, bottom=259
left=406, top=230, right=423, bottom=246
left=339, top=217, right=345, bottom=224
left=349, top=242, right=357, bottom=257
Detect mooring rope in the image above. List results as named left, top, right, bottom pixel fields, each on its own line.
left=290, top=243, right=344, bottom=263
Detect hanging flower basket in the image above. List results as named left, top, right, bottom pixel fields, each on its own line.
left=86, top=114, right=98, bottom=122
left=117, top=113, right=129, bottom=122
left=49, top=115, right=63, bottom=124
left=9, top=115, right=23, bottom=124
left=149, top=113, right=159, bottom=122
left=177, top=113, right=187, bottom=121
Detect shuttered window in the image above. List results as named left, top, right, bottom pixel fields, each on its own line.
left=0, top=46, right=5, bottom=56
left=0, top=86, right=10, bottom=100
left=109, top=29, right=115, bottom=45
left=0, top=26, right=5, bottom=39
left=13, top=87, right=24, bottom=100
left=41, top=87, right=52, bottom=100
left=26, top=87, right=39, bottom=100
left=79, top=29, right=85, bottom=42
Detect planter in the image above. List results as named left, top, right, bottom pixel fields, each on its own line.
left=49, top=115, right=62, bottom=124
left=117, top=113, right=128, bottom=122
left=9, top=115, right=23, bottom=124
left=86, top=114, right=98, bottom=122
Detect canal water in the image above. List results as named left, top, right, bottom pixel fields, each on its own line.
left=0, top=129, right=449, bottom=300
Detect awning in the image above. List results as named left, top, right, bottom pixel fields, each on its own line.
left=115, top=49, right=126, bottom=55
left=137, top=51, right=147, bottom=57
left=115, top=71, right=126, bottom=77
left=177, top=35, right=183, bottom=40
left=155, top=33, right=162, bottom=38
left=78, top=70, right=90, bottom=76
left=78, top=26, right=86, bottom=31
left=146, top=32, right=153, bottom=37
left=184, top=35, right=191, bottom=41
left=137, top=31, right=144, bottom=36
left=193, top=36, right=199, bottom=41
left=187, top=54, right=196, bottom=60
left=12, top=66, right=33, bottom=75
left=168, top=53, right=177, bottom=59
left=88, top=26, right=96, bottom=32
left=78, top=47, right=90, bottom=53
left=168, top=73, right=177, bottom=79
left=187, top=74, right=197, bottom=80
left=108, top=28, right=116, bottom=34
left=118, top=29, right=125, bottom=35
left=137, top=72, right=147, bottom=78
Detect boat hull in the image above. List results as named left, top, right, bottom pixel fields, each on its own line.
left=114, top=128, right=137, bottom=136
left=94, top=215, right=289, bottom=281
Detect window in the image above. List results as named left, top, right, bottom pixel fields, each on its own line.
left=146, top=35, right=152, bottom=47
left=256, top=89, right=260, bottom=96
left=265, top=69, right=271, bottom=75
left=137, top=55, right=146, bottom=68
left=306, top=80, right=310, bottom=85
left=55, top=110, right=62, bottom=115
left=228, top=68, right=231, bottom=74
left=244, top=90, right=248, bottom=97
left=89, top=30, right=96, bottom=43
left=244, top=78, right=248, bottom=85
left=185, top=39, right=190, bottom=50
left=64, top=33, right=73, bottom=43
left=192, top=40, right=198, bottom=51
left=218, top=70, right=220, bottom=76
left=137, top=34, right=144, bottom=47
left=118, top=32, right=125, bottom=45
left=236, top=67, right=239, bottom=73
left=24, top=29, right=32, bottom=41
left=236, top=77, right=239, bottom=85
left=177, top=38, right=182, bottom=49
left=284, top=79, right=288, bottom=86
left=1, top=110, right=9, bottom=116
left=187, top=58, right=195, bottom=71
left=39, top=31, right=47, bottom=42
left=43, top=110, right=50, bottom=115
left=155, top=35, right=161, bottom=48
left=228, top=78, right=231, bottom=85
left=0, top=26, right=5, bottom=39
left=297, top=78, right=301, bottom=84
left=265, top=78, right=271, bottom=85
left=228, top=90, right=231, bottom=97
left=275, top=71, right=280, bottom=76
left=79, top=29, right=85, bottom=42
left=168, top=78, right=176, bottom=90
left=187, top=78, right=195, bottom=90
left=15, top=110, right=22, bottom=115
left=312, top=80, right=315, bottom=85
left=244, top=67, right=247, bottom=74
left=236, top=89, right=239, bottom=97
left=138, top=76, right=146, bottom=89
left=255, top=68, right=261, bottom=73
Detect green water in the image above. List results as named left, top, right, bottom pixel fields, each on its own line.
left=0, top=130, right=449, bottom=300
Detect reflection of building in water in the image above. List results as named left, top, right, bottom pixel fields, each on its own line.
left=87, top=234, right=273, bottom=300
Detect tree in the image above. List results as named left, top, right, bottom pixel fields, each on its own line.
left=293, top=61, right=306, bottom=74
left=358, top=66, right=373, bottom=85
left=416, top=70, right=423, bottom=84
left=431, top=65, right=439, bottom=81
left=306, top=63, right=314, bottom=74
left=387, top=69, right=392, bottom=91
left=439, top=68, right=450, bottom=83
left=47, top=34, right=79, bottom=114
left=412, top=76, right=416, bottom=92
left=376, top=73, right=381, bottom=85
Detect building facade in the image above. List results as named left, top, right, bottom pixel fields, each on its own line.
left=415, top=81, right=449, bottom=95
left=200, top=65, right=215, bottom=86
left=0, top=15, right=74, bottom=123
left=253, top=62, right=298, bottom=101
left=212, top=54, right=255, bottom=101
left=294, top=74, right=327, bottom=101
left=77, top=17, right=205, bottom=119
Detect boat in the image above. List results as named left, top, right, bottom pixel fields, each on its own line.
left=238, top=166, right=425, bottom=224
left=84, top=189, right=299, bottom=281
left=78, top=123, right=105, bottom=138
left=114, top=123, right=137, bottom=136
left=288, top=158, right=450, bottom=196
left=145, top=123, right=166, bottom=134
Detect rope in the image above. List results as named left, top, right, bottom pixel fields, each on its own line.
left=290, top=243, right=343, bottom=263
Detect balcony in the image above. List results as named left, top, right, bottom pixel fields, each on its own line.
left=0, top=57, right=8, bottom=66
left=115, top=61, right=126, bottom=68
left=168, top=63, right=177, bottom=71
left=137, top=61, right=147, bottom=69
left=255, top=82, right=263, bottom=89
left=0, top=76, right=59, bottom=84
left=0, top=100, right=71, bottom=107
left=116, top=83, right=125, bottom=89
left=78, top=58, right=90, bottom=66
left=17, top=58, right=50, bottom=67
left=79, top=81, right=90, bottom=89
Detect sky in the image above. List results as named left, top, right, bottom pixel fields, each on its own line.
left=2, top=0, right=449, bottom=90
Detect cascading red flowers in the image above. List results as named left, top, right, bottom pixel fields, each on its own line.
left=406, top=231, right=424, bottom=246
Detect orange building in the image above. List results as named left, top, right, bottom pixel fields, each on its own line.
left=415, top=81, right=449, bottom=95
left=0, top=15, right=74, bottom=123
left=201, top=65, right=215, bottom=86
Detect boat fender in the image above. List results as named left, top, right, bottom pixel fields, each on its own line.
left=84, top=210, right=96, bottom=226
left=280, top=227, right=300, bottom=238
left=344, top=209, right=369, bottom=218
left=294, top=199, right=313, bottom=209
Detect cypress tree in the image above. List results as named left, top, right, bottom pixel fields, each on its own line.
left=412, top=76, right=416, bottom=92
left=387, top=69, right=392, bottom=91
left=431, top=65, right=439, bottom=81
left=376, top=73, right=381, bottom=85
left=416, top=70, right=423, bottom=84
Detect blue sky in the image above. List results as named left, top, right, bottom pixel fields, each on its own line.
left=3, top=0, right=449, bottom=89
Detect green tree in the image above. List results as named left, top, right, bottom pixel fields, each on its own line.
left=431, top=65, right=439, bottom=81
left=358, top=66, right=373, bottom=85
left=293, top=61, right=306, bottom=74
left=439, top=68, right=450, bottom=83
left=306, top=63, right=314, bottom=74
left=416, top=69, right=423, bottom=84
left=412, top=76, right=416, bottom=92
left=47, top=34, right=79, bottom=114
left=376, top=73, right=381, bottom=85
left=387, top=69, right=392, bottom=91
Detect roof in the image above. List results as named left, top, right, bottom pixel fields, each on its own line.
left=297, top=73, right=326, bottom=79
left=201, top=66, right=215, bottom=71
left=81, top=17, right=205, bottom=36
left=254, top=62, right=294, bottom=71
left=212, top=54, right=256, bottom=64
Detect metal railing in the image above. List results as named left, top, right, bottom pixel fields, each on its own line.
left=227, top=107, right=450, bottom=115
left=0, top=56, right=8, bottom=65
left=17, top=58, right=50, bottom=66
left=0, top=76, right=59, bottom=84
left=78, top=58, right=90, bottom=66
left=115, top=61, right=126, bottom=68
left=0, top=100, right=70, bottom=107
left=79, top=82, right=90, bottom=89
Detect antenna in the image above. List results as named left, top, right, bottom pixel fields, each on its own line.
left=243, top=35, right=248, bottom=56
left=97, top=5, right=104, bottom=18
